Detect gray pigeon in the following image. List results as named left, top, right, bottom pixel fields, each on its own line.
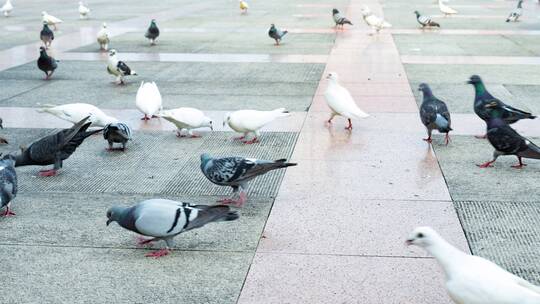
left=0, top=118, right=7, bottom=144
left=414, top=11, right=440, bottom=28
left=40, top=22, right=54, bottom=49
left=106, top=199, right=239, bottom=258
left=103, top=122, right=132, bottom=151
left=200, top=153, right=297, bottom=206
left=14, top=116, right=102, bottom=177
left=332, top=8, right=353, bottom=29
left=37, top=46, right=58, bottom=80
left=419, top=83, right=452, bottom=145
left=506, top=0, right=523, bottom=22
left=268, top=24, right=288, bottom=45
left=0, top=154, right=17, bottom=216
left=144, top=19, right=159, bottom=45
left=478, top=102, right=540, bottom=169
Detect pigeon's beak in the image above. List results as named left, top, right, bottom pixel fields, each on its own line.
left=405, top=239, right=413, bottom=246
left=210, top=123, right=214, bottom=131
left=466, top=80, right=472, bottom=84
left=106, top=218, right=113, bottom=226
left=325, top=74, right=331, bottom=79
left=222, top=120, right=226, bottom=128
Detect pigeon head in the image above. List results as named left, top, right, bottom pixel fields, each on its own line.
left=270, top=24, right=275, bottom=29
left=106, top=206, right=128, bottom=226
left=223, top=112, right=231, bottom=128
left=413, top=11, right=420, bottom=16
left=418, top=83, right=432, bottom=94
left=102, top=22, right=107, bottom=28
left=202, top=116, right=213, bottom=130
left=108, top=49, right=117, bottom=56
left=405, top=226, right=440, bottom=248
left=200, top=153, right=213, bottom=167
left=41, top=11, right=47, bottom=16
left=325, top=72, right=339, bottom=82
left=151, top=19, right=156, bottom=24
left=332, top=8, right=339, bottom=14
left=1, top=153, right=16, bottom=165
left=466, top=75, right=482, bottom=85
left=360, top=7, right=370, bottom=16
left=39, top=46, right=47, bottom=54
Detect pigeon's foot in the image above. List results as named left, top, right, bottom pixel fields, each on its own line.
left=217, top=198, right=236, bottom=205
left=344, top=119, right=353, bottom=130
left=511, top=157, right=527, bottom=169
left=136, top=236, right=155, bottom=247
left=141, top=115, right=150, bottom=121
left=237, top=192, right=248, bottom=207
left=38, top=169, right=58, bottom=177
left=242, top=138, right=259, bottom=144
left=477, top=160, right=495, bottom=168
left=444, top=133, right=451, bottom=145
left=145, top=248, right=170, bottom=258
left=190, top=134, right=201, bottom=138
left=475, top=134, right=487, bottom=139
left=233, top=135, right=245, bottom=140
left=176, top=132, right=186, bottom=138
left=106, top=147, right=125, bottom=152
left=1, top=208, right=15, bottom=217
left=423, top=137, right=432, bottom=143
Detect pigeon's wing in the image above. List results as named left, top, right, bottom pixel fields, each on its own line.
left=183, top=204, right=238, bottom=231
left=487, top=125, right=527, bottom=154
left=232, top=158, right=295, bottom=183
left=204, top=157, right=252, bottom=184
left=117, top=61, right=131, bottom=76
left=501, top=103, right=535, bottom=122
left=420, top=102, right=437, bottom=127
left=434, top=98, right=451, bottom=125
left=134, top=201, right=188, bottom=237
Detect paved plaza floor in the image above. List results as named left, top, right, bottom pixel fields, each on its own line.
left=0, top=0, right=539, bottom=303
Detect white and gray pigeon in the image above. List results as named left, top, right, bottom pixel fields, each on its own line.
left=97, top=23, right=110, bottom=51
left=0, top=154, right=17, bottom=216
left=78, top=1, right=90, bottom=19
left=103, top=122, right=132, bottom=151
left=1, top=0, right=13, bottom=17
left=332, top=8, right=353, bottom=29
left=360, top=6, right=392, bottom=34
left=506, top=0, right=523, bottom=22
left=200, top=153, right=297, bottom=207
left=40, top=22, right=54, bottom=49
left=406, top=227, right=540, bottom=304
left=268, top=24, right=288, bottom=45
left=419, top=83, right=452, bottom=145
left=414, top=11, right=440, bottom=28
left=106, top=199, right=239, bottom=258
left=107, top=49, right=137, bottom=85
left=37, top=47, right=58, bottom=80
left=144, top=19, right=159, bottom=45
left=42, top=11, right=63, bottom=30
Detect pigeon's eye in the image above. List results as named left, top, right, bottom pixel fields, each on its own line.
left=417, top=233, right=424, bottom=238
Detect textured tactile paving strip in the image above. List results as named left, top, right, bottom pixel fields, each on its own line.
left=0, top=129, right=297, bottom=197
left=454, top=200, right=540, bottom=284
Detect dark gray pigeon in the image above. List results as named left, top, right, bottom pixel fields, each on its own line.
left=414, top=11, right=440, bottom=28
left=144, top=19, right=159, bottom=45
left=478, top=102, right=540, bottom=169
left=106, top=199, right=239, bottom=258
left=40, top=22, right=54, bottom=49
left=332, top=8, right=353, bottom=28
left=419, top=83, right=452, bottom=145
left=37, top=46, right=58, bottom=80
left=0, top=154, right=17, bottom=216
left=103, top=122, right=132, bottom=151
left=200, top=153, right=297, bottom=206
left=268, top=24, right=288, bottom=45
left=14, top=116, right=102, bottom=177
left=467, top=75, right=535, bottom=138
left=0, top=118, right=7, bottom=144
left=506, top=0, right=523, bottom=22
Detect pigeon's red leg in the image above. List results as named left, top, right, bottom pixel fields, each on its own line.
left=236, top=192, right=248, bottom=207
left=345, top=119, right=353, bottom=130
left=511, top=157, right=527, bottom=169
left=145, top=248, right=170, bottom=258
left=136, top=236, right=155, bottom=246
left=234, top=135, right=245, bottom=140
left=423, top=136, right=432, bottom=143
left=217, top=198, right=235, bottom=205
left=140, top=115, right=150, bottom=121
left=477, top=160, right=495, bottom=168
left=242, top=137, right=259, bottom=144
left=38, top=169, right=57, bottom=177
left=1, top=207, right=15, bottom=217
left=445, top=133, right=451, bottom=145
left=475, top=134, right=487, bottom=139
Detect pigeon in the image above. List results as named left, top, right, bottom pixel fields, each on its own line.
left=414, top=11, right=440, bottom=28
left=144, top=19, right=159, bottom=45
left=438, top=0, right=457, bottom=16
left=467, top=75, right=535, bottom=138
left=1, top=0, right=13, bottom=17
left=103, top=122, right=132, bottom=151
left=0, top=118, right=7, bottom=144
left=136, top=81, right=162, bottom=120
left=268, top=24, right=288, bottom=45
left=239, top=0, right=248, bottom=13
left=107, top=49, right=137, bottom=85
left=106, top=199, right=239, bottom=258
left=14, top=116, right=102, bottom=177
left=37, top=103, right=119, bottom=127
left=40, top=23, right=54, bottom=49
left=0, top=154, right=17, bottom=216
left=324, top=72, right=369, bottom=130
left=360, top=6, right=392, bottom=34
left=419, top=83, right=452, bottom=145
left=506, top=0, right=523, bottom=22
left=42, top=11, right=63, bottom=31
left=37, top=47, right=58, bottom=80
left=223, top=109, right=290, bottom=144
left=158, top=107, right=213, bottom=138
left=332, top=8, right=353, bottom=29
left=97, top=23, right=110, bottom=51
left=406, top=227, right=540, bottom=304
left=78, top=1, right=90, bottom=19
left=477, top=102, right=540, bottom=169
left=200, top=153, right=297, bottom=207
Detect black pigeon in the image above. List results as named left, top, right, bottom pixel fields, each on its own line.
left=144, top=19, right=160, bottom=45
left=477, top=102, right=540, bottom=169
left=14, top=116, right=102, bottom=177
left=0, top=154, right=17, bottom=216
left=37, top=46, right=58, bottom=80
left=414, top=11, right=440, bottom=28
left=467, top=75, right=535, bottom=137
left=103, top=122, right=132, bottom=151
left=268, top=24, right=288, bottom=46
left=40, top=22, right=54, bottom=49
left=332, top=8, right=353, bottom=29
left=418, top=83, right=452, bottom=145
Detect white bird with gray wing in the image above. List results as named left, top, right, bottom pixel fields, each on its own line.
left=42, top=11, right=63, bottom=30
left=360, top=6, right=392, bottom=34
left=107, top=49, right=137, bottom=85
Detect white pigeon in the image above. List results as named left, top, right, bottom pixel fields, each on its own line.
left=223, top=108, right=290, bottom=144
left=136, top=81, right=162, bottom=121
left=324, top=72, right=369, bottom=130
left=97, top=23, right=110, bottom=51
left=1, top=0, right=13, bottom=17
left=42, top=11, right=63, bottom=30
left=439, top=0, right=458, bottom=16
left=107, top=49, right=137, bottom=85
left=158, top=107, right=213, bottom=138
left=360, top=6, right=392, bottom=34
left=37, top=103, right=119, bottom=127
left=78, top=1, right=90, bottom=19
left=406, top=227, right=540, bottom=304
left=239, top=0, right=248, bottom=13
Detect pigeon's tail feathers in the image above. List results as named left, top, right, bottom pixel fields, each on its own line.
left=350, top=108, right=370, bottom=119
left=519, top=141, right=540, bottom=160
left=382, top=21, right=392, bottom=28
left=272, top=159, right=298, bottom=168
left=435, top=114, right=451, bottom=133
left=432, top=21, right=440, bottom=27
left=35, top=103, right=58, bottom=113
left=186, top=205, right=239, bottom=230
left=272, top=108, right=291, bottom=118
left=282, top=30, right=288, bottom=36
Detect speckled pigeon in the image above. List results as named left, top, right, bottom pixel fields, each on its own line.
left=477, top=102, right=540, bottom=169
left=467, top=75, right=535, bottom=138
left=414, top=11, right=440, bottom=27
left=506, top=0, right=523, bottom=22
left=419, top=83, right=452, bottom=145
left=106, top=199, right=239, bottom=258
left=14, top=116, right=102, bottom=177
left=40, top=22, right=54, bottom=49
left=144, top=19, right=159, bottom=45
left=37, top=46, right=58, bottom=80
left=332, top=8, right=353, bottom=29
left=0, top=154, right=17, bottom=216
left=200, top=153, right=297, bottom=207
left=103, top=122, right=132, bottom=151
left=268, top=24, right=287, bottom=45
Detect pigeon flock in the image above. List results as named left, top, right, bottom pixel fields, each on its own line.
left=1, top=1, right=540, bottom=302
